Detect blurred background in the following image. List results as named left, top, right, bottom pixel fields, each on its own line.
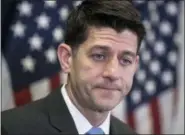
left=1, top=0, right=184, bottom=134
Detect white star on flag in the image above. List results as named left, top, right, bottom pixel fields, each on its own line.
left=143, top=19, right=151, bottom=30
left=142, top=50, right=151, bottom=64
left=45, top=47, right=57, bottom=64
left=168, top=51, right=177, bottom=66
left=145, top=80, right=156, bottom=95
left=52, top=27, right=64, bottom=42
left=11, top=21, right=26, bottom=38
left=162, top=70, right=173, bottom=85
left=154, top=41, right=166, bottom=55
left=146, top=30, right=155, bottom=44
left=21, top=55, right=36, bottom=72
left=160, top=21, right=172, bottom=36
left=148, top=1, right=157, bottom=12
left=59, top=6, right=69, bottom=21
left=29, top=34, right=43, bottom=51
left=140, top=40, right=146, bottom=51
left=132, top=89, right=142, bottom=104
left=149, top=60, right=161, bottom=75
left=136, top=69, right=146, bottom=83
left=35, top=13, right=50, bottom=29
left=17, top=1, right=32, bottom=16
left=166, top=2, right=177, bottom=16
left=150, top=11, right=159, bottom=24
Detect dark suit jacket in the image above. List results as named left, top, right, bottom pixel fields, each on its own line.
left=1, top=87, right=137, bottom=134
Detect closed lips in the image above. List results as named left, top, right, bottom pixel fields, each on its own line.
left=97, top=86, right=119, bottom=90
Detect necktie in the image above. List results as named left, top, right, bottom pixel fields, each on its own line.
left=86, top=127, right=105, bottom=134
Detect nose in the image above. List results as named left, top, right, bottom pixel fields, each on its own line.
left=102, top=57, right=120, bottom=81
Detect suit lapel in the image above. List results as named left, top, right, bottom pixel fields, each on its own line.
left=44, top=86, right=128, bottom=134
left=45, top=86, right=78, bottom=134
left=110, top=116, right=123, bottom=134
left=110, top=116, right=117, bottom=134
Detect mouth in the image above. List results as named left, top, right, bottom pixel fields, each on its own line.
left=97, top=87, right=119, bottom=91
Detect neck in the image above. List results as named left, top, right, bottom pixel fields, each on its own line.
left=66, top=83, right=109, bottom=127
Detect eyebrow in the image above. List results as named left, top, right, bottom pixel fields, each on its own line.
left=89, top=45, right=110, bottom=52
left=121, top=51, right=137, bottom=58
left=88, top=45, right=137, bottom=57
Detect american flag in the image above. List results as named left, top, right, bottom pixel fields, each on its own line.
left=2, top=0, right=183, bottom=134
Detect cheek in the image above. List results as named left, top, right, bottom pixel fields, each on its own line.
left=121, top=66, right=134, bottom=76
left=121, top=72, right=134, bottom=87
left=121, top=67, right=136, bottom=90
left=77, top=61, right=103, bottom=81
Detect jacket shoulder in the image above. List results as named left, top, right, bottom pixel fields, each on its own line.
left=1, top=97, right=48, bottom=133
left=111, top=115, right=138, bottom=134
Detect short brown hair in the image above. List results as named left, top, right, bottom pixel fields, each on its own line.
left=64, top=0, right=146, bottom=54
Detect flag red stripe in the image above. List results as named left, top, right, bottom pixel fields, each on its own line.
left=127, top=111, right=136, bottom=130
left=14, top=87, right=31, bottom=107
left=50, top=73, right=61, bottom=91
left=150, top=98, right=161, bottom=134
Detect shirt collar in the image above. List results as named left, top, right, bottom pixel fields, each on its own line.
left=61, top=84, right=111, bottom=134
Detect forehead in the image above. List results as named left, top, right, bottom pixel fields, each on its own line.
left=82, top=27, right=138, bottom=53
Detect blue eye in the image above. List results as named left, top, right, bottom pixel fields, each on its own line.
left=92, top=54, right=105, bottom=61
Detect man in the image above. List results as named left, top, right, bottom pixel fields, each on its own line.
left=1, top=0, right=145, bottom=134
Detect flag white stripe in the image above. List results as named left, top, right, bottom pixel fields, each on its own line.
left=135, top=103, right=153, bottom=134
left=158, top=89, right=174, bottom=134
left=2, top=55, right=15, bottom=111
left=30, top=78, right=50, bottom=101
left=172, top=1, right=184, bottom=133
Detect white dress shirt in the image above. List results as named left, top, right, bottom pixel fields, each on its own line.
left=61, top=84, right=111, bottom=134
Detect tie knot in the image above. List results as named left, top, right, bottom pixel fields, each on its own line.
left=86, top=127, right=104, bottom=134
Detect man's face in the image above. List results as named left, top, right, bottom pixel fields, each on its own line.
left=65, top=27, right=139, bottom=112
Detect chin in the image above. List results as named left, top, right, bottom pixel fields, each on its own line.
left=94, top=102, right=119, bottom=112
left=91, top=93, right=122, bottom=112
left=94, top=106, right=113, bottom=112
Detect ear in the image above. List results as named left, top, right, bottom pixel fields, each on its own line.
left=134, top=55, right=140, bottom=73
left=57, top=43, right=72, bottom=73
